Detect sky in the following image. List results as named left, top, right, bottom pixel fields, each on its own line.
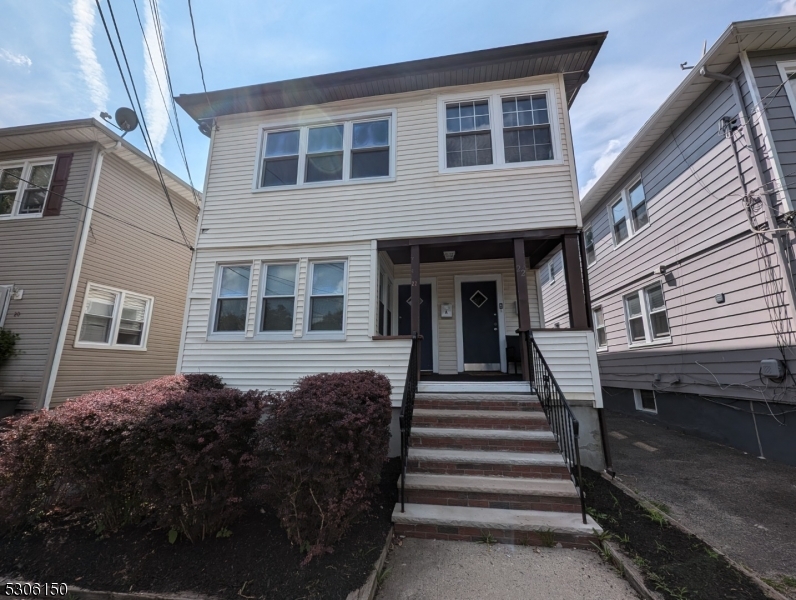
left=0, top=0, right=794, bottom=196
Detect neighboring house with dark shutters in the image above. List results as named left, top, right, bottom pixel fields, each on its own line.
left=175, top=35, right=611, bottom=543
left=0, top=119, right=199, bottom=411
left=569, top=16, right=796, bottom=465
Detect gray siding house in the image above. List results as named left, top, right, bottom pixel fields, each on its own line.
left=0, top=119, right=199, bottom=411
left=566, top=16, right=796, bottom=465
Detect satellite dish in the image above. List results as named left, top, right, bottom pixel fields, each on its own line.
left=114, top=107, right=139, bottom=133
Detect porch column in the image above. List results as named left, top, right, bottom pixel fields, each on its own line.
left=513, top=239, right=531, bottom=382
left=410, top=245, right=421, bottom=377
left=561, top=234, right=589, bottom=329
left=578, top=230, right=594, bottom=329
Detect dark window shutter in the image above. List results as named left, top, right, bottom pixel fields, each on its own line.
left=43, top=153, right=73, bottom=217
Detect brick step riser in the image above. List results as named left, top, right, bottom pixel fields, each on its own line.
left=410, top=436, right=559, bottom=452
left=402, top=489, right=581, bottom=512
left=413, top=416, right=550, bottom=430
left=414, top=400, right=543, bottom=411
left=394, top=523, right=594, bottom=548
left=408, top=460, right=570, bottom=479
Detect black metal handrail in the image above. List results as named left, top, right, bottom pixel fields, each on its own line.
left=523, top=332, right=587, bottom=524
left=399, top=333, right=420, bottom=512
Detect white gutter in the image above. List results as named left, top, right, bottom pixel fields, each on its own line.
left=43, top=141, right=120, bottom=409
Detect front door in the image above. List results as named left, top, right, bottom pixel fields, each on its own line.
left=398, top=284, right=433, bottom=371
left=460, top=280, right=501, bottom=371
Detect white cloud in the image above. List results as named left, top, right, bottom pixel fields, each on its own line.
left=775, top=0, right=796, bottom=15
left=580, top=139, right=624, bottom=196
left=70, top=0, right=109, bottom=117
left=0, top=49, right=32, bottom=68
left=142, top=0, right=169, bottom=161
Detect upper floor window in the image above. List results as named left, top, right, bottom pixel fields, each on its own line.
left=438, top=88, right=559, bottom=173
left=623, top=282, right=670, bottom=346
left=257, top=115, right=393, bottom=190
left=584, top=227, right=596, bottom=265
left=212, top=265, right=251, bottom=333
left=76, top=283, right=153, bottom=350
left=609, top=179, right=649, bottom=246
left=0, top=159, right=55, bottom=218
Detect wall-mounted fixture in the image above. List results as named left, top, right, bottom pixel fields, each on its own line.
left=715, top=293, right=725, bottom=304
left=440, top=303, right=453, bottom=318
left=443, top=251, right=456, bottom=261
left=761, top=359, right=785, bottom=381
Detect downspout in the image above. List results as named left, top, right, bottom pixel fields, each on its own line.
left=700, top=66, right=796, bottom=331
left=43, top=141, right=121, bottom=409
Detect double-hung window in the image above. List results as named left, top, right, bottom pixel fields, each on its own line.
left=76, top=284, right=153, bottom=349
left=624, top=282, right=670, bottom=346
left=212, top=265, right=251, bottom=333
left=584, top=227, right=596, bottom=265
left=440, top=88, right=557, bottom=172
left=260, top=263, right=298, bottom=333
left=308, top=261, right=347, bottom=333
left=0, top=159, right=55, bottom=218
left=593, top=307, right=607, bottom=350
left=609, top=179, right=649, bottom=246
left=258, top=115, right=393, bottom=189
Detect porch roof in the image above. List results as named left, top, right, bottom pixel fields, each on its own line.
left=377, top=228, right=574, bottom=267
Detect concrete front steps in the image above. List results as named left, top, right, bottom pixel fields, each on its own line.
left=393, top=391, right=600, bottom=547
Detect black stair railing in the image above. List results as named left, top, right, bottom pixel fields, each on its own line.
left=399, top=333, right=420, bottom=512
left=523, top=332, right=587, bottom=524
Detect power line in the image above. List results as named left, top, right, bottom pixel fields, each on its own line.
left=131, top=0, right=200, bottom=207
left=187, top=0, right=214, bottom=118
left=96, top=0, right=193, bottom=249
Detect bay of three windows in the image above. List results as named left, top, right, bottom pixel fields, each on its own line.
left=444, top=93, right=553, bottom=169
left=260, top=118, right=390, bottom=188
left=213, top=261, right=346, bottom=335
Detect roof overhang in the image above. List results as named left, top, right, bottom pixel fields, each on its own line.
left=0, top=118, right=199, bottom=204
left=581, top=16, right=796, bottom=218
left=175, top=32, right=607, bottom=122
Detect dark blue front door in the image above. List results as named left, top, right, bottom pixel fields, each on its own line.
left=460, top=280, right=501, bottom=371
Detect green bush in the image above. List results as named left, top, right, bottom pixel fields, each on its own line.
left=0, top=327, right=19, bottom=370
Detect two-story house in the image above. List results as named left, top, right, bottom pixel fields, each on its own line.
left=0, top=119, right=199, bottom=413
left=175, top=34, right=607, bottom=545
left=566, top=16, right=796, bottom=466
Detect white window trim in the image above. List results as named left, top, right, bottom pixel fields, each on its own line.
left=251, top=109, right=397, bottom=192
left=0, top=157, right=56, bottom=220
left=255, top=261, right=299, bottom=340
left=0, top=284, right=12, bottom=326
left=593, top=306, right=607, bottom=352
left=208, top=263, right=253, bottom=339
left=623, top=282, right=672, bottom=348
left=74, top=283, right=154, bottom=351
left=607, top=176, right=650, bottom=248
left=303, top=259, right=349, bottom=340
left=437, top=83, right=564, bottom=174
left=584, top=225, right=596, bottom=266
left=633, top=389, right=658, bottom=414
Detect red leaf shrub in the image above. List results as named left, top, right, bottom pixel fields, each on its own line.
left=0, top=374, right=265, bottom=539
left=256, top=371, right=392, bottom=563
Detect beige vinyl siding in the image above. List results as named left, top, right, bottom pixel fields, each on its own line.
left=198, top=74, right=578, bottom=250
left=179, top=241, right=413, bottom=400
left=393, top=258, right=541, bottom=374
left=537, top=248, right=569, bottom=328
left=0, top=144, right=95, bottom=409
left=581, top=64, right=795, bottom=402
left=50, top=153, right=198, bottom=406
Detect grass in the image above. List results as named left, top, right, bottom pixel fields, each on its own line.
left=539, top=529, right=556, bottom=548
left=648, top=572, right=689, bottom=600
left=762, top=575, right=796, bottom=593
left=476, top=530, right=497, bottom=548
left=640, top=504, right=667, bottom=527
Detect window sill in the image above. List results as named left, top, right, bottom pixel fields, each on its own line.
left=74, top=342, right=147, bottom=352
left=302, top=332, right=346, bottom=341
left=0, top=213, right=44, bottom=221
left=596, top=347, right=608, bottom=353
left=636, top=407, right=658, bottom=414
left=253, top=332, right=295, bottom=341
left=439, top=158, right=563, bottom=176
left=612, top=222, right=651, bottom=249
left=251, top=175, right=395, bottom=194
left=627, top=337, right=672, bottom=349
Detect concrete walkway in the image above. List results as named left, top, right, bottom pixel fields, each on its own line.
left=376, top=539, right=638, bottom=600
left=604, top=410, right=796, bottom=595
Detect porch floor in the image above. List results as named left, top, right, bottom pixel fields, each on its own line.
left=420, top=372, right=523, bottom=382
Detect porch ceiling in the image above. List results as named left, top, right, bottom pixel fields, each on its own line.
left=378, top=229, right=567, bottom=268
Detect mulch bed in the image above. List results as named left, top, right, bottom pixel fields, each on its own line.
left=0, top=458, right=400, bottom=600
left=582, top=468, right=769, bottom=600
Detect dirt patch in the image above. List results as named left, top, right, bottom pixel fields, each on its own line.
left=0, top=459, right=400, bottom=600
left=583, top=468, right=769, bottom=600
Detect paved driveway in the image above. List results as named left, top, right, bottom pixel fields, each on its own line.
left=604, top=410, right=796, bottom=594
left=376, top=539, right=638, bottom=600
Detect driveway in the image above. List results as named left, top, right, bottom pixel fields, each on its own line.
left=376, top=538, right=638, bottom=600
left=604, top=410, right=796, bottom=595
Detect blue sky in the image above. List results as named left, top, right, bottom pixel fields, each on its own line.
left=0, top=0, right=793, bottom=195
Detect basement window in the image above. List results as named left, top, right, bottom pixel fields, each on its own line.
left=634, top=389, right=657, bottom=413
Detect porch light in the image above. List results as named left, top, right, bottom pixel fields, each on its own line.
left=444, top=251, right=456, bottom=261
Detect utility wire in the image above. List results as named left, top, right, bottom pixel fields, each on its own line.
left=187, top=0, right=214, bottom=118
left=97, top=0, right=193, bottom=249
left=131, top=0, right=200, bottom=207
